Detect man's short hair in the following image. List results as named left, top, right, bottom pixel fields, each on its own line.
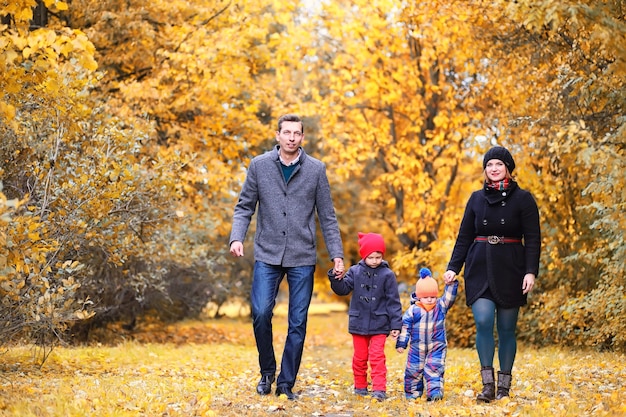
left=278, top=114, right=303, bottom=133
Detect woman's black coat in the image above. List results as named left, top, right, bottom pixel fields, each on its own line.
left=446, top=181, right=541, bottom=308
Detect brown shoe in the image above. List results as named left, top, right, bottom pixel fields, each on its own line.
left=476, top=366, right=496, bottom=402
left=496, top=371, right=512, bottom=399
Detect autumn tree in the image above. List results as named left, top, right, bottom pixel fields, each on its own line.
left=300, top=0, right=626, bottom=350
left=483, top=0, right=626, bottom=350
left=1, top=0, right=210, bottom=348
left=299, top=1, right=513, bottom=280
left=66, top=0, right=350, bottom=308
left=0, top=0, right=149, bottom=347
left=2, top=0, right=333, bottom=348
left=3, top=0, right=625, bottom=353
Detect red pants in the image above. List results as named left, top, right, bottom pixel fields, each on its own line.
left=352, top=334, right=388, bottom=392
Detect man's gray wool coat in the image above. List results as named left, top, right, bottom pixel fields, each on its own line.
left=229, top=145, right=344, bottom=267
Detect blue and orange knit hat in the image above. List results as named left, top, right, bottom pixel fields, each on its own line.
left=415, top=268, right=439, bottom=298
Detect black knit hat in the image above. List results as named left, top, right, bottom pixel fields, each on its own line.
left=483, top=146, right=515, bottom=173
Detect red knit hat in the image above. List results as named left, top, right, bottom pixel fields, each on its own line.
left=415, top=268, right=439, bottom=298
left=357, top=232, right=386, bottom=259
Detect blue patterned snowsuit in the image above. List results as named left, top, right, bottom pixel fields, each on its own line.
left=396, top=281, right=458, bottom=398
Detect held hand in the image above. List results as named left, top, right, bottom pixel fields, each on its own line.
left=230, top=241, right=244, bottom=257
left=396, top=347, right=405, bottom=353
left=522, top=273, right=535, bottom=294
left=333, top=258, right=345, bottom=279
left=443, top=270, right=457, bottom=284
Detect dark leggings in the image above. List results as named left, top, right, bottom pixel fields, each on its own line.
left=471, top=298, right=519, bottom=372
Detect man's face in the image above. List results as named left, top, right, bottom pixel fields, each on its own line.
left=276, top=121, right=304, bottom=155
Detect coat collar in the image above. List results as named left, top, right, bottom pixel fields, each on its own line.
left=482, top=180, right=518, bottom=204
left=272, top=145, right=307, bottom=165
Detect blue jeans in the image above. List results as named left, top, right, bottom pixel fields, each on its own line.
left=251, top=261, right=315, bottom=388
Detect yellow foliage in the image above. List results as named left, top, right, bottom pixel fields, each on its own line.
left=0, top=313, right=625, bottom=416
left=2, top=0, right=625, bottom=353
left=298, top=0, right=495, bottom=278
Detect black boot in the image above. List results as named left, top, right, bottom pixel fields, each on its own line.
left=496, top=371, right=512, bottom=399
left=476, top=366, right=496, bottom=402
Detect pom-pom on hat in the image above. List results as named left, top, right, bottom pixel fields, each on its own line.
left=415, top=267, right=439, bottom=298
left=357, top=232, right=386, bottom=259
left=483, top=146, right=516, bottom=173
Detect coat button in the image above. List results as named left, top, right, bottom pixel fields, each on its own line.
left=502, top=192, right=507, bottom=196
left=502, top=201, right=506, bottom=206
left=483, top=219, right=488, bottom=225
left=501, top=218, right=505, bottom=224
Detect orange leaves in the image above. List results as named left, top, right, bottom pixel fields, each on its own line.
left=1, top=313, right=625, bottom=416
left=2, top=0, right=624, bottom=360
left=309, top=23, right=473, bottom=269
left=75, top=0, right=296, bottom=227
left=43, top=0, right=69, bottom=11
left=488, top=0, right=626, bottom=350
left=1, top=1, right=36, bottom=25
left=2, top=2, right=181, bottom=344
left=0, top=23, right=98, bottom=135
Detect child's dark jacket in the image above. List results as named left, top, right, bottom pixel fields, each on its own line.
left=328, top=260, right=403, bottom=336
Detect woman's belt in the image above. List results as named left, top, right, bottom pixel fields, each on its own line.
left=475, top=236, right=522, bottom=245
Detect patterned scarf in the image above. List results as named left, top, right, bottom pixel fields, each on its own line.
left=486, top=178, right=510, bottom=191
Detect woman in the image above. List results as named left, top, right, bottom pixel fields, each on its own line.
left=443, top=146, right=541, bottom=402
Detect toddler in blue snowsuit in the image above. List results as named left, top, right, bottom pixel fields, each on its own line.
left=396, top=268, right=458, bottom=401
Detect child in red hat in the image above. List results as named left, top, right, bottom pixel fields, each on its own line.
left=328, top=232, right=403, bottom=401
left=396, top=268, right=458, bottom=401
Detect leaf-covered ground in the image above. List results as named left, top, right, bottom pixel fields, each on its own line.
left=1, top=307, right=625, bottom=417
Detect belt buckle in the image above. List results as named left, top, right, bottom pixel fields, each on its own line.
left=487, top=235, right=502, bottom=244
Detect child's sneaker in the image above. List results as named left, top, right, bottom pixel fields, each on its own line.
left=427, top=391, right=443, bottom=401
left=354, top=388, right=369, bottom=396
left=372, top=391, right=387, bottom=401
left=405, top=391, right=422, bottom=400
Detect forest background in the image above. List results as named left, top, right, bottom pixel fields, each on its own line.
left=0, top=0, right=625, bottom=358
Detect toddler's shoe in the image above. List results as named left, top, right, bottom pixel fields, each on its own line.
left=427, top=391, right=443, bottom=401
left=354, top=388, right=369, bottom=396
left=372, top=391, right=387, bottom=401
left=405, top=391, right=422, bottom=400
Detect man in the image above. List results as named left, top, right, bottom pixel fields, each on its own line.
left=229, top=114, right=345, bottom=400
